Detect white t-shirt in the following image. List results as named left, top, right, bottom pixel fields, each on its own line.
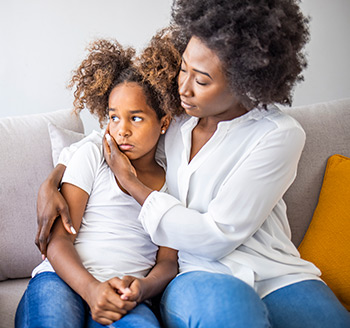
left=33, top=142, right=160, bottom=282
left=57, top=106, right=322, bottom=298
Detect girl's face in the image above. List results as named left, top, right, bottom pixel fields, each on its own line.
left=178, top=36, right=247, bottom=122
left=108, top=82, right=168, bottom=161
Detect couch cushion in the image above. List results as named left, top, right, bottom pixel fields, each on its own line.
left=298, top=154, right=350, bottom=311
left=0, top=109, right=84, bottom=281
left=0, top=278, right=30, bottom=328
left=48, top=122, right=85, bottom=166
left=283, top=98, right=350, bottom=246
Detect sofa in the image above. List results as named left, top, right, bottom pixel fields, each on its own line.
left=1, top=99, right=349, bottom=327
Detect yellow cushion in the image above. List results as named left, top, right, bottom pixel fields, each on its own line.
left=298, top=154, right=350, bottom=311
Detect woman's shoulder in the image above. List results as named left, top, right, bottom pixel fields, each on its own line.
left=264, top=105, right=305, bottom=133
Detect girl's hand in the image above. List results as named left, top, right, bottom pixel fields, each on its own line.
left=86, top=278, right=137, bottom=325
left=118, top=276, right=144, bottom=303
left=103, top=128, right=137, bottom=190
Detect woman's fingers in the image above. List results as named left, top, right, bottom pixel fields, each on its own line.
left=36, top=190, right=74, bottom=257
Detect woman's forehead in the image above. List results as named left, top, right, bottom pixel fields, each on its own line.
left=183, top=36, right=225, bottom=78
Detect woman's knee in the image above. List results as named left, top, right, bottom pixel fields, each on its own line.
left=161, top=271, right=270, bottom=328
left=263, top=280, right=350, bottom=328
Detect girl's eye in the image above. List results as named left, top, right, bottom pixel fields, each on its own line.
left=111, top=115, right=120, bottom=122
left=132, top=116, right=143, bottom=122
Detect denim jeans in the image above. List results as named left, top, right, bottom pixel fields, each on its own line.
left=15, top=272, right=160, bottom=328
left=160, top=271, right=350, bottom=328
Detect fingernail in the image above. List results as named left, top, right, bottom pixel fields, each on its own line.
left=105, top=134, right=111, bottom=142
left=42, top=254, right=46, bottom=261
left=70, top=226, right=77, bottom=234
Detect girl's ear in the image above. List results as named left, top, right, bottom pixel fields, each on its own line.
left=160, top=115, right=171, bottom=134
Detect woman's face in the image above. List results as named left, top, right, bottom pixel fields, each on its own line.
left=178, top=36, right=247, bottom=121
left=108, top=82, right=167, bottom=161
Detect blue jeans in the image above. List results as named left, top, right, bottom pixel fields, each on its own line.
left=160, top=271, right=350, bottom=328
left=15, top=272, right=161, bottom=328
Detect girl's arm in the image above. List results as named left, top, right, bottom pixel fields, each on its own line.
left=47, top=182, right=136, bottom=325
left=119, top=247, right=178, bottom=303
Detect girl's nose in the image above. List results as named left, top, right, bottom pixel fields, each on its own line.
left=118, top=122, right=131, bottom=137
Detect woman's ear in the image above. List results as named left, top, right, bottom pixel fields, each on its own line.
left=160, top=115, right=171, bottom=134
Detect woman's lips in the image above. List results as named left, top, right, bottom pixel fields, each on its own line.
left=181, top=100, right=196, bottom=110
left=118, top=144, right=134, bottom=151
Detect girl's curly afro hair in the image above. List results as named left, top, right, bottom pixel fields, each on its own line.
left=68, top=27, right=183, bottom=126
left=172, top=0, right=310, bottom=108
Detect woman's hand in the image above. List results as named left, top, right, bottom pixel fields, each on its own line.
left=103, top=129, right=137, bottom=191
left=35, top=164, right=76, bottom=258
left=103, top=127, right=154, bottom=205
left=85, top=278, right=137, bottom=325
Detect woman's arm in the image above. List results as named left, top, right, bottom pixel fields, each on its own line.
left=105, top=123, right=306, bottom=260
left=47, top=182, right=136, bottom=325
left=35, top=164, right=74, bottom=257
left=36, top=131, right=104, bottom=256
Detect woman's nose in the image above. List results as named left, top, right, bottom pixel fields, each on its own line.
left=178, top=74, right=193, bottom=97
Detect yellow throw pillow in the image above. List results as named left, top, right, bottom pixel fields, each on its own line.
left=298, top=154, right=350, bottom=311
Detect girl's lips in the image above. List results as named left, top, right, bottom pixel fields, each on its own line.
left=118, top=144, right=134, bottom=151
left=181, top=100, right=196, bottom=110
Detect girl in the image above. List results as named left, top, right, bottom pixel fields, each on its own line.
left=16, top=32, right=181, bottom=328
left=36, top=1, right=350, bottom=327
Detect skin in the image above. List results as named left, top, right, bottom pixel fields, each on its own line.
left=44, top=82, right=176, bottom=325
left=36, top=36, right=248, bottom=250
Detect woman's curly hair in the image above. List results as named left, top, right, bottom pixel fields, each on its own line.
left=69, top=27, right=183, bottom=126
left=172, top=0, right=310, bottom=108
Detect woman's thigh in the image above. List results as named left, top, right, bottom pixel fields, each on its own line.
left=15, top=272, right=86, bottom=328
left=160, top=271, right=270, bottom=328
left=86, top=303, right=161, bottom=328
left=262, top=279, right=350, bottom=328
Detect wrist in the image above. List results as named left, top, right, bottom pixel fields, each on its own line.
left=127, top=178, right=153, bottom=206
left=83, top=279, right=100, bottom=305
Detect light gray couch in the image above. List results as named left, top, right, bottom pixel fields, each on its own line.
left=1, top=99, right=349, bottom=327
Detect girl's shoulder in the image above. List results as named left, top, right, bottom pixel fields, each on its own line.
left=70, top=141, right=104, bottom=168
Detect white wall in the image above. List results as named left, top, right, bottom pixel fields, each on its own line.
left=1, top=0, right=349, bottom=132
left=0, top=0, right=173, bottom=132
left=295, top=0, right=350, bottom=106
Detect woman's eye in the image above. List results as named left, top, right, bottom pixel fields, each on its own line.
left=196, top=80, right=208, bottom=86
left=132, top=116, right=143, bottom=122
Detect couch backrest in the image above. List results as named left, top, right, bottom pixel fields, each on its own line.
left=283, top=98, right=350, bottom=246
left=0, top=109, right=84, bottom=281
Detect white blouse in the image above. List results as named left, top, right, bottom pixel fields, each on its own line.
left=138, top=106, right=321, bottom=298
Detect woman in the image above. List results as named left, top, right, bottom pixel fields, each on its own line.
left=36, top=1, right=350, bottom=327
